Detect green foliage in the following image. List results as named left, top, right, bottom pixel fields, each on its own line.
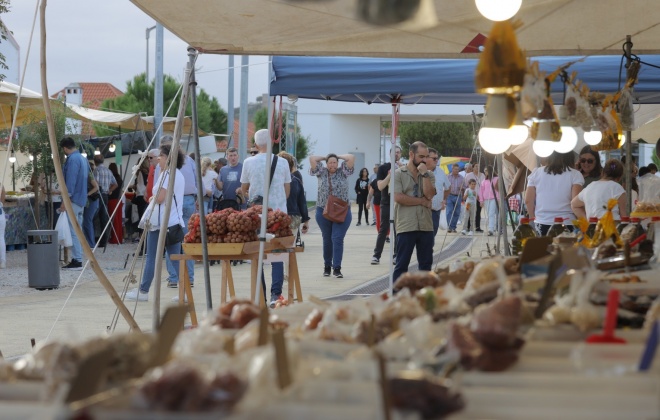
left=253, top=107, right=313, bottom=168
left=652, top=149, right=660, bottom=169
left=97, top=73, right=227, bottom=136
left=398, top=121, right=474, bottom=155
left=0, top=0, right=11, bottom=81
left=15, top=107, right=72, bottom=184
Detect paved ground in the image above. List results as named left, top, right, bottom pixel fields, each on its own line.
left=0, top=204, right=510, bottom=358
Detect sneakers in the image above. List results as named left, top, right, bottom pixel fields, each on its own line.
left=125, top=288, right=148, bottom=302
left=333, top=267, right=343, bottom=278
left=476, top=229, right=484, bottom=232
left=167, top=281, right=178, bottom=288
left=323, top=265, right=331, bottom=277
left=171, top=294, right=188, bottom=303
left=461, top=230, right=467, bottom=235
left=62, top=260, right=83, bottom=270
left=488, top=231, right=494, bottom=236
left=371, top=221, right=376, bottom=226
left=371, top=256, right=380, bottom=265
left=270, top=295, right=284, bottom=308
left=356, top=222, right=362, bottom=226
left=467, top=231, right=473, bottom=236
left=385, top=237, right=390, bottom=243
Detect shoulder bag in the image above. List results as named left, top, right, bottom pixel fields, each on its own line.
left=160, top=195, right=185, bottom=246
left=247, top=155, right=279, bottom=208
left=323, top=170, right=349, bottom=223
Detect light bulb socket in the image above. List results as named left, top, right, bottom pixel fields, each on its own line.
left=531, top=121, right=562, bottom=142
left=484, top=94, right=516, bottom=129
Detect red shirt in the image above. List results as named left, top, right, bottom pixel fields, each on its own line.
left=145, top=165, right=156, bottom=201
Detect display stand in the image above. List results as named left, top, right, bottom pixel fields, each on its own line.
left=172, top=236, right=303, bottom=327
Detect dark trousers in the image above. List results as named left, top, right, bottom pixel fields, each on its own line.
left=468, top=200, right=482, bottom=231
left=393, top=231, right=434, bottom=284
left=373, top=202, right=396, bottom=259
left=97, top=193, right=110, bottom=246
left=357, top=201, right=369, bottom=224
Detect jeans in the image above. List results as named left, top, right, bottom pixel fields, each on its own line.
left=484, top=199, right=499, bottom=232
left=373, top=202, right=395, bottom=259
left=67, top=202, right=85, bottom=262
left=446, top=194, right=461, bottom=230
left=139, top=229, right=181, bottom=293
left=315, top=206, right=352, bottom=268
left=431, top=210, right=441, bottom=237
left=166, top=194, right=196, bottom=283
left=0, top=208, right=6, bottom=265
left=83, top=199, right=100, bottom=248
left=262, top=261, right=284, bottom=300
left=357, top=201, right=369, bottom=224
left=393, top=231, right=434, bottom=284
left=462, top=203, right=477, bottom=233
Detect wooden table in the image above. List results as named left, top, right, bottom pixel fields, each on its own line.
left=171, top=236, right=303, bottom=327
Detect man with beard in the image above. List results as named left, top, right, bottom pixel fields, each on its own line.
left=392, top=141, right=436, bottom=282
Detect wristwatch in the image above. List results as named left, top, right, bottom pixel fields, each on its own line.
left=421, top=172, right=431, bottom=178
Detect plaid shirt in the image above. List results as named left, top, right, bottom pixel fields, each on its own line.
left=94, top=163, right=117, bottom=194
left=448, top=173, right=464, bottom=196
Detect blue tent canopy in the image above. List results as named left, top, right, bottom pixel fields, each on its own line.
left=270, top=55, right=660, bottom=105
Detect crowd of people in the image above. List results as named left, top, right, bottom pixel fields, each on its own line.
left=11, top=132, right=660, bottom=300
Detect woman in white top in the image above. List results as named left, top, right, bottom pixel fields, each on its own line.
left=201, top=157, right=218, bottom=214
left=126, top=144, right=185, bottom=301
left=571, top=159, right=627, bottom=221
left=525, top=151, right=584, bottom=236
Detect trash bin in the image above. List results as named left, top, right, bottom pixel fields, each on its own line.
left=27, top=230, right=60, bottom=290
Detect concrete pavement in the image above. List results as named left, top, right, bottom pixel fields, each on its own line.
left=0, top=204, right=509, bottom=358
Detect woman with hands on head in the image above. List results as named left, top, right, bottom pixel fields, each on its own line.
left=309, top=152, right=355, bottom=278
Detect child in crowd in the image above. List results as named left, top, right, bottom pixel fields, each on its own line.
left=461, top=179, right=477, bottom=236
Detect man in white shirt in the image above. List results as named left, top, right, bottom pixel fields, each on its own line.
left=240, top=129, right=291, bottom=307
left=428, top=148, right=450, bottom=240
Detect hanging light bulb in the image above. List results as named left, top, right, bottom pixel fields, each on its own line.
left=554, top=126, right=578, bottom=154
left=478, top=95, right=515, bottom=154
left=9, top=152, right=16, bottom=163
left=109, top=143, right=116, bottom=153
left=619, top=133, right=626, bottom=146
left=508, top=100, right=529, bottom=145
left=584, top=130, right=602, bottom=146
left=475, top=0, right=522, bottom=21
left=81, top=152, right=88, bottom=158
left=29, top=154, right=34, bottom=161
left=532, top=140, right=555, bottom=158
left=94, top=147, right=101, bottom=156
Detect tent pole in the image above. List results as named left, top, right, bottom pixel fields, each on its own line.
left=151, top=57, right=193, bottom=331
left=187, top=47, right=213, bottom=311
left=624, top=35, right=633, bottom=215
left=497, top=153, right=511, bottom=256
left=388, top=101, right=400, bottom=295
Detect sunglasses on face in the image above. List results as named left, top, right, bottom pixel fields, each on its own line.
left=580, top=158, right=595, bottom=164
left=250, top=151, right=258, bottom=156
left=429, top=156, right=439, bottom=161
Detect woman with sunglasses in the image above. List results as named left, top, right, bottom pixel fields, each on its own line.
left=571, top=159, right=627, bottom=221
left=577, top=146, right=602, bottom=189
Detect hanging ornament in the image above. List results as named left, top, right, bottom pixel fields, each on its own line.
left=475, top=20, right=526, bottom=95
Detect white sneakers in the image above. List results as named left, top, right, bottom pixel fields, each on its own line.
left=125, top=288, right=148, bottom=302
left=467, top=231, right=473, bottom=236
left=171, top=295, right=188, bottom=303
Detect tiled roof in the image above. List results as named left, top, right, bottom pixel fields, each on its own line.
left=52, top=82, right=124, bottom=110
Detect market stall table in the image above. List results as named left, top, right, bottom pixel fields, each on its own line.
left=172, top=236, right=302, bottom=326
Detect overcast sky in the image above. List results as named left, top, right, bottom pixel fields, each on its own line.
left=3, top=1, right=270, bottom=117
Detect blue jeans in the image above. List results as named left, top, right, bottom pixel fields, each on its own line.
left=83, top=199, right=99, bottom=248
left=393, top=231, right=434, bottom=284
left=315, top=206, right=352, bottom=268
left=166, top=194, right=196, bottom=283
left=262, top=262, right=284, bottom=300
left=67, top=202, right=85, bottom=262
left=431, top=209, right=441, bottom=237
left=446, top=194, right=461, bottom=230
left=140, top=229, right=181, bottom=293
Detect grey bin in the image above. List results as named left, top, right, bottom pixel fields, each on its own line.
left=27, top=230, right=60, bottom=290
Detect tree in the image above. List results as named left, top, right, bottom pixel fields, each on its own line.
left=15, top=106, right=76, bottom=227
left=398, top=121, right=475, bottom=156
left=0, top=1, right=11, bottom=81
left=97, top=73, right=227, bottom=136
left=253, top=107, right=313, bottom=168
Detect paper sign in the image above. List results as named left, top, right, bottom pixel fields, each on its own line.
left=64, top=346, right=114, bottom=403
left=151, top=305, right=188, bottom=367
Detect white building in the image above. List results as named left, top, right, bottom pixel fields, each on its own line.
left=294, top=98, right=482, bottom=201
